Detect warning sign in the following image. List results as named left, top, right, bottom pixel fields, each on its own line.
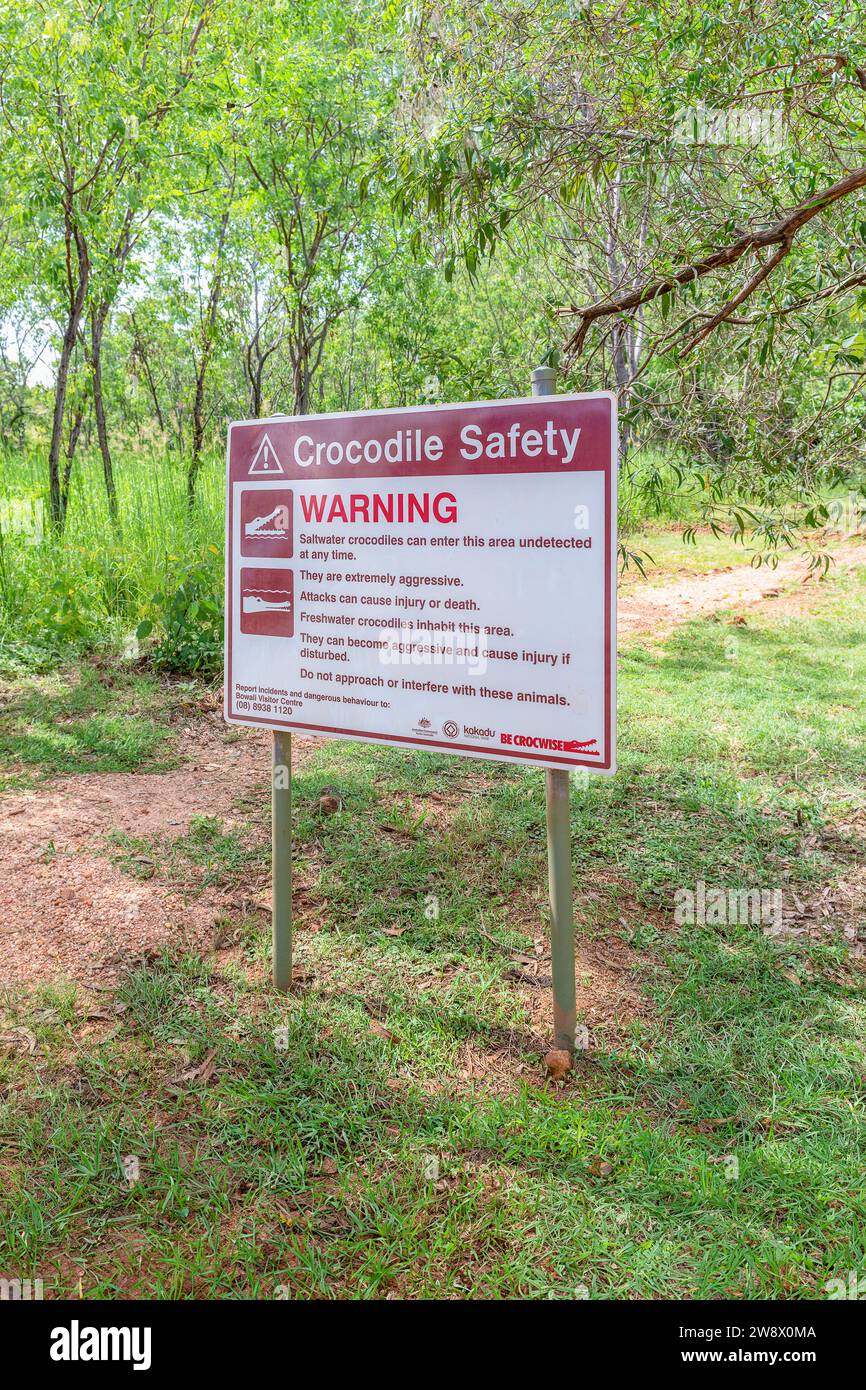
left=224, top=394, right=617, bottom=772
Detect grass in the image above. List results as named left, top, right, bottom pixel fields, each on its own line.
left=107, top=815, right=264, bottom=892
left=0, top=445, right=225, bottom=673
left=0, top=569, right=864, bottom=1298
left=0, top=664, right=179, bottom=787
left=620, top=526, right=764, bottom=584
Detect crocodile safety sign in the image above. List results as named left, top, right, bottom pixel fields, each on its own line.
left=224, top=393, right=617, bottom=772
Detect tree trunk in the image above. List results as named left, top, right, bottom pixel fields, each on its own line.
left=187, top=207, right=230, bottom=508
left=245, top=330, right=265, bottom=418
left=187, top=366, right=208, bottom=507
left=60, top=404, right=85, bottom=527
left=49, top=223, right=89, bottom=530
left=131, top=315, right=165, bottom=431
left=87, top=303, right=120, bottom=528
left=290, top=317, right=328, bottom=417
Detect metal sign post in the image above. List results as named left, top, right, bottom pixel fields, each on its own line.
left=272, top=729, right=292, bottom=991
left=531, top=365, right=577, bottom=1054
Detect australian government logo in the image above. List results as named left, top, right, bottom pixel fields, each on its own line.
left=412, top=715, right=438, bottom=738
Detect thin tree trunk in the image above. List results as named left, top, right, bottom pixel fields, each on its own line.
left=245, top=329, right=266, bottom=418
left=60, top=403, right=85, bottom=526
left=88, top=303, right=119, bottom=528
left=131, top=314, right=165, bottom=431
left=187, top=366, right=209, bottom=506
left=49, top=221, right=89, bottom=530
left=187, top=206, right=231, bottom=508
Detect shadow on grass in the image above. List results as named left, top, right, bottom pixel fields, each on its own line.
left=0, top=666, right=176, bottom=776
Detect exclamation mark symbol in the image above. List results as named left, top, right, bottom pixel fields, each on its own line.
left=250, top=432, right=282, bottom=475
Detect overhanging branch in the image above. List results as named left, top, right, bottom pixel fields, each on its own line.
left=560, top=165, right=866, bottom=359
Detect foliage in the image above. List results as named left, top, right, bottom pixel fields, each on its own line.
left=138, top=561, right=223, bottom=674
left=389, top=0, right=866, bottom=544
left=1, top=1, right=865, bottom=666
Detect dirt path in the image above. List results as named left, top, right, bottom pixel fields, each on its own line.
left=2, top=540, right=865, bottom=990
left=618, top=538, right=866, bottom=637
left=0, top=720, right=280, bottom=988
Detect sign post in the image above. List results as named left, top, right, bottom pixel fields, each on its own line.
left=225, top=384, right=617, bottom=1041
left=272, top=728, right=292, bottom=991
left=531, top=365, right=577, bottom=1054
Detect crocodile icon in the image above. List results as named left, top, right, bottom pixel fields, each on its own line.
left=244, top=504, right=290, bottom=540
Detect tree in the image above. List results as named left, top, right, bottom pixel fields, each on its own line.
left=0, top=1, right=213, bottom=528
left=391, top=0, right=866, bottom=552
left=237, top=1, right=398, bottom=415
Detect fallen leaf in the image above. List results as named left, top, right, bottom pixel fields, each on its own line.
left=587, top=1156, right=614, bottom=1178
left=174, top=1048, right=217, bottom=1087
left=369, top=1020, right=398, bottom=1043
left=0, top=1028, right=37, bottom=1055
left=311, top=1157, right=338, bottom=1178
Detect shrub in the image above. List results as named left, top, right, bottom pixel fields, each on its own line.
left=137, top=563, right=223, bottom=674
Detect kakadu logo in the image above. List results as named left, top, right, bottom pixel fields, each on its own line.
left=50, top=1320, right=152, bottom=1372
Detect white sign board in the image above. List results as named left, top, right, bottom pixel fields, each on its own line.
left=225, top=394, right=616, bottom=772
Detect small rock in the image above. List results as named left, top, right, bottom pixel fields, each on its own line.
left=544, top=1048, right=572, bottom=1080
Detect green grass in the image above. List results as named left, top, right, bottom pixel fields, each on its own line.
left=0, top=445, right=224, bottom=672
left=0, top=571, right=864, bottom=1298
left=107, top=815, right=265, bottom=892
left=620, top=525, right=764, bottom=582
left=0, top=664, right=178, bottom=786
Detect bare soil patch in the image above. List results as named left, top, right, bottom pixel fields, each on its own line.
left=0, top=720, right=319, bottom=988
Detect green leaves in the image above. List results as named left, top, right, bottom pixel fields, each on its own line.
left=140, top=565, right=224, bottom=675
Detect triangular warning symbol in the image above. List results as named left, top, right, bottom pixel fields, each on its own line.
left=248, top=433, right=285, bottom=476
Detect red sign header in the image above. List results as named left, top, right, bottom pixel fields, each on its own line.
left=228, top=395, right=613, bottom=484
